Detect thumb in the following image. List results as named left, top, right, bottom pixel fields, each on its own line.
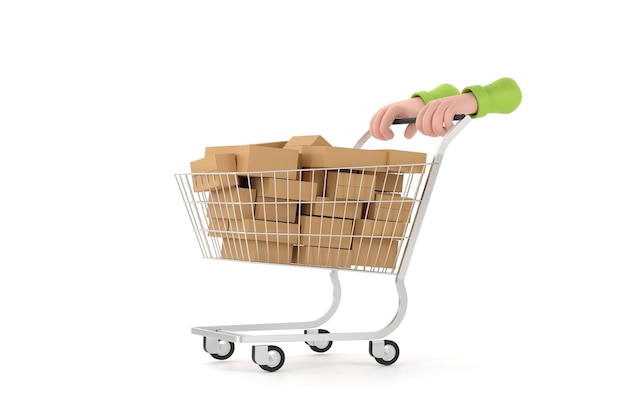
left=404, top=124, right=417, bottom=139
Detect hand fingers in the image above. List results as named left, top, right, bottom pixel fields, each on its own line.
left=370, top=107, right=393, bottom=140
left=379, top=108, right=405, bottom=140
left=404, top=123, right=417, bottom=139
left=414, top=108, right=424, bottom=137
left=417, top=101, right=460, bottom=137
left=431, top=102, right=450, bottom=137
left=369, top=108, right=384, bottom=140
left=416, top=101, right=439, bottom=137
left=442, top=105, right=456, bottom=135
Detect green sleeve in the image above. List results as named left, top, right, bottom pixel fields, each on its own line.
left=410, top=83, right=459, bottom=104
left=461, top=78, right=522, bottom=118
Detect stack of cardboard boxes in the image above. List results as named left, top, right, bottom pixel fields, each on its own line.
left=190, top=135, right=427, bottom=269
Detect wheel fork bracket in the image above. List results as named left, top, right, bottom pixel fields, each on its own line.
left=204, top=338, right=229, bottom=355
left=252, top=345, right=271, bottom=366
left=370, top=340, right=386, bottom=359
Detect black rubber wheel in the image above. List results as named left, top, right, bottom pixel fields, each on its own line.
left=305, top=329, right=333, bottom=353
left=369, top=340, right=400, bottom=366
left=203, top=338, right=235, bottom=360
left=256, top=345, right=285, bottom=372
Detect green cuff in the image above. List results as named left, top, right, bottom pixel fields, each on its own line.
left=461, top=85, right=490, bottom=118
left=462, top=78, right=522, bottom=119
left=411, top=83, right=459, bottom=104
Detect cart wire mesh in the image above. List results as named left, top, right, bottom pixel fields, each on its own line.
left=175, top=162, right=433, bottom=275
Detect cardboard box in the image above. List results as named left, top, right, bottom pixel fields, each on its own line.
left=364, top=192, right=414, bottom=223
left=250, top=177, right=318, bottom=201
left=297, top=146, right=387, bottom=169
left=204, top=145, right=300, bottom=179
left=385, top=149, right=428, bottom=174
left=301, top=170, right=326, bottom=197
left=301, top=197, right=363, bottom=220
left=353, top=219, right=408, bottom=238
left=254, top=141, right=288, bottom=148
left=292, top=245, right=352, bottom=268
left=365, top=206, right=412, bottom=223
left=206, top=187, right=257, bottom=220
left=374, top=172, right=403, bottom=193
left=191, top=153, right=236, bottom=172
left=325, top=171, right=375, bottom=201
left=299, top=215, right=353, bottom=249
left=190, top=153, right=238, bottom=192
left=351, top=238, right=399, bottom=269
left=227, top=219, right=299, bottom=245
left=284, top=135, right=332, bottom=167
left=221, top=238, right=294, bottom=264
left=254, top=196, right=298, bottom=223
left=191, top=172, right=240, bottom=193
left=283, top=135, right=332, bottom=148
left=206, top=217, right=230, bottom=237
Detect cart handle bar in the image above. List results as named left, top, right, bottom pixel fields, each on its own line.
left=392, top=114, right=465, bottom=125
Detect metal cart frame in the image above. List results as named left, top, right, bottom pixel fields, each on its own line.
left=175, top=116, right=471, bottom=371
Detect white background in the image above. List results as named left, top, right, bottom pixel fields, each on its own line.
left=1, top=1, right=625, bottom=416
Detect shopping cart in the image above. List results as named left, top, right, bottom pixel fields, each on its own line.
left=175, top=115, right=471, bottom=371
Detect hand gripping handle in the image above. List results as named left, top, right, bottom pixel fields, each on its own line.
left=354, top=114, right=467, bottom=150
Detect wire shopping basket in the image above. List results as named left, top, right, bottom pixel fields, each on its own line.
left=175, top=116, right=471, bottom=371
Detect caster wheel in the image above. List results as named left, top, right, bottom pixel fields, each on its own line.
left=369, top=340, right=400, bottom=365
left=203, top=338, right=235, bottom=360
left=305, top=329, right=333, bottom=353
left=252, top=345, right=285, bottom=372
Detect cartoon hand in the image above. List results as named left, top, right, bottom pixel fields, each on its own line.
left=369, top=97, right=425, bottom=140
left=415, top=93, right=478, bottom=137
